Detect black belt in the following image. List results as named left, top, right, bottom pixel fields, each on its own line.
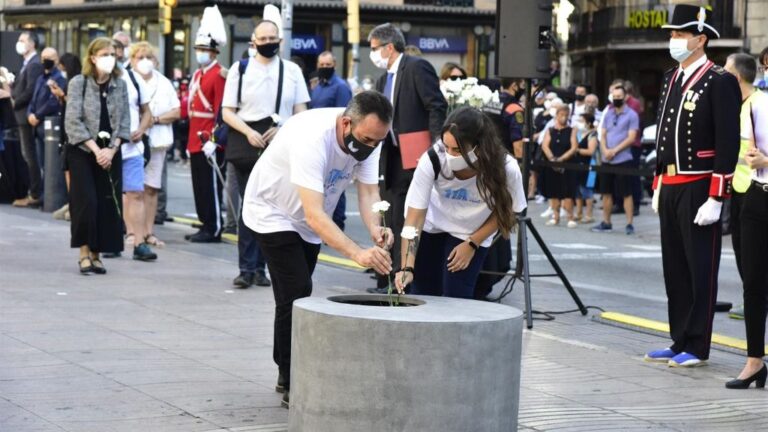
left=752, top=180, right=768, bottom=192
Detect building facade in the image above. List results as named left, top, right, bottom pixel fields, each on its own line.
left=0, top=0, right=497, bottom=83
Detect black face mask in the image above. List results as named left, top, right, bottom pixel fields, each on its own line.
left=612, top=98, right=625, bottom=108
left=575, top=94, right=585, bottom=102
left=256, top=42, right=280, bottom=58
left=344, top=131, right=376, bottom=162
left=43, top=59, right=55, bottom=71
left=317, top=67, right=334, bottom=81
left=514, top=87, right=525, bottom=100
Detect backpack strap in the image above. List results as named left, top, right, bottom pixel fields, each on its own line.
left=427, top=146, right=440, bottom=181
left=126, top=69, right=142, bottom=108
left=236, top=58, right=248, bottom=112
left=274, top=59, right=284, bottom=115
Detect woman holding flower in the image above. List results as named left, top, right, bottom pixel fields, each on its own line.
left=64, top=37, right=131, bottom=274
left=394, top=107, right=527, bottom=298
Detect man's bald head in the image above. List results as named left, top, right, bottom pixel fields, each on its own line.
left=317, top=51, right=336, bottom=69
left=41, top=47, right=59, bottom=63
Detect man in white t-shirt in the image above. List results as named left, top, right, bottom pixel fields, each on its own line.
left=242, top=91, right=394, bottom=408
left=223, top=19, right=311, bottom=289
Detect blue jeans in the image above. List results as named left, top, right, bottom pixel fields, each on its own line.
left=411, top=232, right=489, bottom=299
left=234, top=165, right=266, bottom=274
left=332, top=191, right=346, bottom=231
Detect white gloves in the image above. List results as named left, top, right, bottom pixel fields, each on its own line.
left=652, top=183, right=661, bottom=214
left=693, top=198, right=722, bottom=226
left=202, top=141, right=217, bottom=158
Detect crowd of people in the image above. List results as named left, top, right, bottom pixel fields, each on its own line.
left=1, top=2, right=767, bottom=404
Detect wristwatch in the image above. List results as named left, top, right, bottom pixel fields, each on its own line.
left=466, top=239, right=479, bottom=251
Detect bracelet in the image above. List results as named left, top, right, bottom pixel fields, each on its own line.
left=400, top=267, right=414, bottom=274
left=467, top=239, right=479, bottom=251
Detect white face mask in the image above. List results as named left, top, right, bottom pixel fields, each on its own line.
left=369, top=48, right=389, bottom=69
left=574, top=120, right=586, bottom=130
left=136, top=58, right=154, bottom=75
left=95, top=56, right=116, bottom=74
left=16, top=41, right=28, bottom=56
left=446, top=147, right=478, bottom=172
left=247, top=47, right=257, bottom=58
left=196, top=51, right=211, bottom=66
left=669, top=37, right=694, bottom=63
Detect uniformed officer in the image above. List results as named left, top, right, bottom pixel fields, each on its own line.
left=185, top=5, right=227, bottom=243
left=645, top=5, right=741, bottom=368
left=498, top=78, right=526, bottom=158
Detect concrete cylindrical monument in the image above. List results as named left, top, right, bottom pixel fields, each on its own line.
left=290, top=294, right=523, bottom=432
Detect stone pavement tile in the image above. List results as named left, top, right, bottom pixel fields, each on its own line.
left=193, top=407, right=288, bottom=429
left=58, top=413, right=220, bottom=432
left=0, top=363, right=90, bottom=381
left=4, top=328, right=156, bottom=353
left=0, top=374, right=125, bottom=397
left=0, top=398, right=66, bottom=432
left=135, top=381, right=282, bottom=412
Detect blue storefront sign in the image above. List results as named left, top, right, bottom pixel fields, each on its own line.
left=407, top=36, right=467, bottom=53
left=291, top=35, right=325, bottom=55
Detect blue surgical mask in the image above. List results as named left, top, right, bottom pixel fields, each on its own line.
left=669, top=38, right=694, bottom=63
left=196, top=51, right=211, bottom=66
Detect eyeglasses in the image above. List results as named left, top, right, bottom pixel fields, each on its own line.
left=370, top=44, right=386, bottom=52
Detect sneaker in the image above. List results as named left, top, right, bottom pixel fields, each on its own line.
left=590, top=222, right=613, bottom=233
left=644, top=348, right=676, bottom=363
left=729, top=305, right=744, bottom=320
left=540, top=207, right=554, bottom=218
left=133, top=243, right=158, bottom=261
left=545, top=218, right=559, bottom=226
left=567, top=220, right=578, bottom=228
left=253, top=271, right=271, bottom=287
left=534, top=195, right=546, bottom=204
left=233, top=272, right=254, bottom=289
left=625, top=224, right=635, bottom=235
left=276, top=373, right=286, bottom=393
left=188, top=230, right=221, bottom=243
left=53, top=204, right=69, bottom=220
left=669, top=352, right=705, bottom=368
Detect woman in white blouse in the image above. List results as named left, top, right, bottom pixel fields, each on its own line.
left=394, top=107, right=527, bottom=299
left=131, top=42, right=180, bottom=247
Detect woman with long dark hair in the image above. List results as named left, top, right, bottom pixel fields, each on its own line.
left=64, top=37, right=131, bottom=274
left=394, top=107, right=526, bottom=298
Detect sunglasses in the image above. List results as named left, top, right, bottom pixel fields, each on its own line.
left=448, top=76, right=466, bottom=81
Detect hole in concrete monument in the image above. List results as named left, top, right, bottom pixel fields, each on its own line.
left=328, top=294, right=425, bottom=307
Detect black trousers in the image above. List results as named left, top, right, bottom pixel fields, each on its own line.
left=255, top=231, right=321, bottom=389
left=190, top=151, right=224, bottom=236
left=740, top=184, right=768, bottom=358
left=659, top=178, right=721, bottom=359
left=377, top=143, right=413, bottom=287
left=729, top=191, right=745, bottom=278
left=17, top=119, right=42, bottom=199
left=67, top=147, right=123, bottom=253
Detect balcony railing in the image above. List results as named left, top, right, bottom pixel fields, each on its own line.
left=404, top=0, right=474, bottom=7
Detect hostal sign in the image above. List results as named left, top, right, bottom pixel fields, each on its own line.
left=627, top=9, right=668, bottom=29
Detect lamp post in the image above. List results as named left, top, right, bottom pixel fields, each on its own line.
left=347, top=0, right=360, bottom=84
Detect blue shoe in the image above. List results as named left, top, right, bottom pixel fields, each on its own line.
left=590, top=221, right=613, bottom=233
left=644, top=348, right=676, bottom=363
left=625, top=224, right=635, bottom=235
left=669, top=352, right=705, bottom=368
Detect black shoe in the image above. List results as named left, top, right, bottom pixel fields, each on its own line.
left=102, top=252, right=121, bottom=258
left=184, top=230, right=202, bottom=241
left=276, top=373, right=286, bottom=393
left=366, top=286, right=389, bottom=294
left=90, top=258, right=107, bottom=274
left=233, top=272, right=254, bottom=289
left=188, top=231, right=221, bottom=243
left=254, top=271, right=271, bottom=287
left=133, top=243, right=158, bottom=261
left=726, top=364, right=767, bottom=389
left=281, top=390, right=290, bottom=409
left=154, top=218, right=165, bottom=226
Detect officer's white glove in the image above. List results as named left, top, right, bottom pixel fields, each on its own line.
left=652, top=183, right=661, bottom=214
left=693, top=198, right=722, bottom=226
left=202, top=141, right=216, bottom=159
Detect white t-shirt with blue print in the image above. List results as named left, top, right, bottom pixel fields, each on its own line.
left=404, top=142, right=527, bottom=247
left=242, top=108, right=380, bottom=244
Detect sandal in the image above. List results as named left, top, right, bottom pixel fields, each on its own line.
left=78, top=256, right=93, bottom=274
left=145, top=234, right=165, bottom=248
left=125, top=233, right=136, bottom=247
left=90, top=257, right=107, bottom=275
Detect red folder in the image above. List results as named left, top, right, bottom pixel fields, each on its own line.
left=398, top=130, right=432, bottom=170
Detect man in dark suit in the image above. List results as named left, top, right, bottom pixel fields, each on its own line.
left=11, top=31, right=44, bottom=208
left=366, top=23, right=447, bottom=293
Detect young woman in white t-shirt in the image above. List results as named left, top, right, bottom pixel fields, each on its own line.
left=394, top=107, right=527, bottom=299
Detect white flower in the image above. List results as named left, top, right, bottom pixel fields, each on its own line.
left=270, top=113, right=282, bottom=125
left=401, top=226, right=419, bottom=240
left=491, top=90, right=500, bottom=104
left=445, top=78, right=464, bottom=95
left=464, top=77, right=479, bottom=86
left=97, top=131, right=111, bottom=140
left=372, top=201, right=390, bottom=214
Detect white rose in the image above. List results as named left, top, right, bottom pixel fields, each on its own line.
left=446, top=79, right=464, bottom=94
left=401, top=226, right=419, bottom=240
left=270, top=114, right=282, bottom=125
left=97, top=131, right=111, bottom=140
left=465, top=77, right=478, bottom=86
left=372, top=201, right=391, bottom=213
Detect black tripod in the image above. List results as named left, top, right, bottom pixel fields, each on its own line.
left=512, top=79, right=587, bottom=329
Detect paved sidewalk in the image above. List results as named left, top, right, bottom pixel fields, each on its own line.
left=1, top=205, right=765, bottom=432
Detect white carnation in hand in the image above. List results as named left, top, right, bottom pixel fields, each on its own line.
left=270, top=113, right=282, bottom=125
left=372, top=201, right=391, bottom=213
left=97, top=131, right=111, bottom=140
left=401, top=226, right=419, bottom=240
